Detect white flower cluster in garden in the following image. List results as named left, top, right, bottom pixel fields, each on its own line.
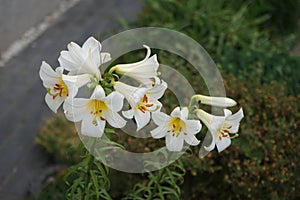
left=39, top=37, right=244, bottom=154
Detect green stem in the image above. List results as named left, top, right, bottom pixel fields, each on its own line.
left=82, top=139, right=97, bottom=200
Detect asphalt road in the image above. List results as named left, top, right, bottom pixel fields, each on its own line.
left=0, top=0, right=142, bottom=199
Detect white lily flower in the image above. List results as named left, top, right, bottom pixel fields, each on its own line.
left=59, top=36, right=111, bottom=76
left=191, top=94, right=237, bottom=107
left=114, top=80, right=167, bottom=131
left=109, top=45, right=159, bottom=84
left=195, top=108, right=244, bottom=153
left=59, top=37, right=111, bottom=92
left=39, top=61, right=73, bottom=113
left=63, top=85, right=126, bottom=138
left=151, top=107, right=201, bottom=152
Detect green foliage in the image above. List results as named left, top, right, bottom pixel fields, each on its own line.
left=139, top=0, right=300, bottom=95
left=124, top=160, right=186, bottom=200
left=183, top=76, right=300, bottom=199
left=64, top=153, right=112, bottom=200
left=217, top=38, right=300, bottom=95
left=140, top=0, right=269, bottom=56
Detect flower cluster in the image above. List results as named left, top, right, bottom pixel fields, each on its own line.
left=39, top=36, right=244, bottom=155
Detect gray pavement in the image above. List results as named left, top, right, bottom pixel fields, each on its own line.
left=0, top=0, right=142, bottom=199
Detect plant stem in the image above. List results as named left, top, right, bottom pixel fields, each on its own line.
left=82, top=139, right=97, bottom=200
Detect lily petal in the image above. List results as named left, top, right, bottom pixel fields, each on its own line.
left=105, top=91, right=124, bottom=112
left=152, top=111, right=170, bottom=126
left=226, top=108, right=244, bottom=124
left=170, top=107, right=181, bottom=118
left=62, top=74, right=92, bottom=92
left=90, top=85, right=106, bottom=100
left=203, top=131, right=216, bottom=152
left=100, top=52, right=111, bottom=64
left=216, top=137, right=231, bottom=152
left=135, top=109, right=151, bottom=131
left=195, top=94, right=237, bottom=107
left=166, top=134, right=184, bottom=152
left=114, top=81, right=147, bottom=106
left=150, top=125, right=168, bottom=139
left=147, top=80, right=167, bottom=99
left=185, top=120, right=202, bottom=135
left=81, top=113, right=105, bottom=138
left=63, top=98, right=88, bottom=122
left=195, top=109, right=224, bottom=134
left=180, top=107, right=189, bottom=119
left=45, top=93, right=64, bottom=113
left=105, top=111, right=126, bottom=128
left=58, top=51, right=78, bottom=72
left=184, top=133, right=200, bottom=146
left=39, top=61, right=60, bottom=87
left=122, top=109, right=134, bottom=119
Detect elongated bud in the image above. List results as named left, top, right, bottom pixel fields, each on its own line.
left=193, top=95, right=237, bottom=107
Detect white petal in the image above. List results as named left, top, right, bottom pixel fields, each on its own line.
left=121, top=55, right=159, bottom=79
left=83, top=37, right=101, bottom=50
left=100, top=52, right=111, bottom=64
left=58, top=50, right=78, bottom=72
left=184, top=133, right=200, bottom=146
left=114, top=82, right=147, bottom=106
left=105, top=91, right=124, bottom=112
left=216, top=137, right=231, bottom=152
left=203, top=131, right=216, bottom=152
left=180, top=107, right=189, bottom=119
left=229, top=124, right=240, bottom=133
left=122, top=109, right=134, bottom=119
left=67, top=42, right=85, bottom=64
left=134, top=110, right=151, bottom=131
left=196, top=95, right=237, bottom=107
left=147, top=80, right=167, bottom=99
left=166, top=134, right=184, bottom=152
left=185, top=120, right=202, bottom=135
left=39, top=61, right=59, bottom=87
left=63, top=98, right=88, bottom=122
left=151, top=111, right=170, bottom=126
left=105, top=111, right=126, bottom=128
left=170, top=107, right=181, bottom=118
left=224, top=109, right=232, bottom=117
left=195, top=109, right=224, bottom=134
left=45, top=93, right=64, bottom=113
left=114, top=45, right=151, bottom=69
left=150, top=126, right=168, bottom=139
left=226, top=108, right=244, bottom=124
left=62, top=74, right=91, bottom=88
left=90, top=85, right=105, bottom=100
left=81, top=113, right=105, bottom=138
left=146, top=99, right=162, bottom=112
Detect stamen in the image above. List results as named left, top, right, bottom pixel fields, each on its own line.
left=47, top=79, right=69, bottom=99
left=230, top=133, right=239, bottom=139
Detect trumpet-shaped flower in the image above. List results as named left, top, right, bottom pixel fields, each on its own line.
left=191, top=94, right=237, bottom=107
left=195, top=108, right=244, bottom=152
left=59, top=37, right=111, bottom=92
left=109, top=45, right=159, bottom=84
left=151, top=107, right=201, bottom=152
left=63, top=85, right=126, bottom=138
left=59, top=36, right=111, bottom=76
left=114, top=80, right=167, bottom=131
left=39, top=61, right=72, bottom=113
